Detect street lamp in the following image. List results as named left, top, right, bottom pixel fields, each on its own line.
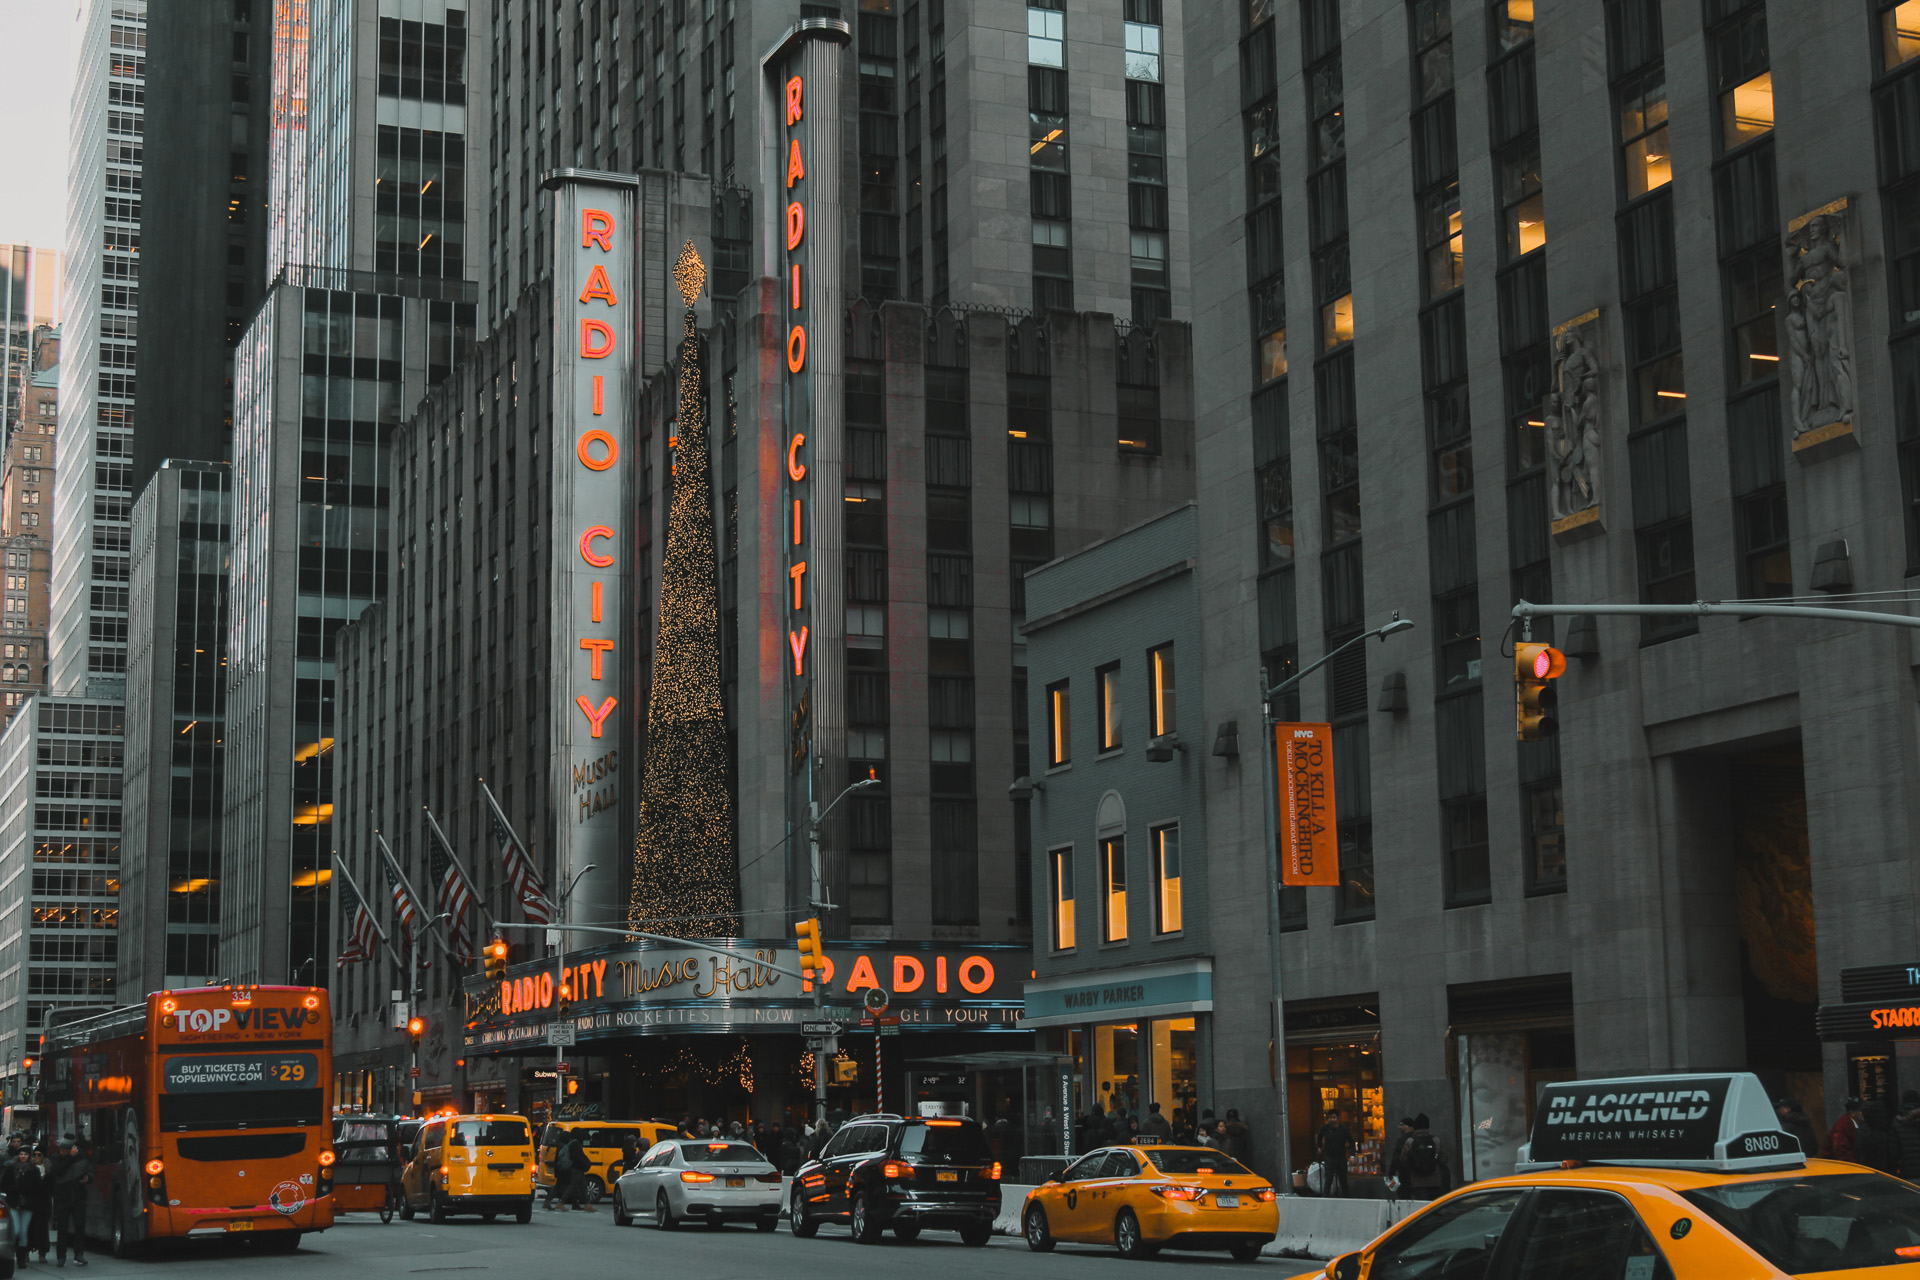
left=1258, top=611, right=1413, bottom=1190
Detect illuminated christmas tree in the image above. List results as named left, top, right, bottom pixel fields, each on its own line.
left=630, top=242, right=739, bottom=938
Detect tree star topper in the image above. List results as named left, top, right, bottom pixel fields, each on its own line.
left=674, top=240, right=706, bottom=309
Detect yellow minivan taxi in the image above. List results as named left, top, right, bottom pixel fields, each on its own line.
left=537, top=1120, right=679, bottom=1202
left=400, top=1114, right=537, bottom=1223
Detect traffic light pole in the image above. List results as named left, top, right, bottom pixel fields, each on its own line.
left=1512, top=598, right=1920, bottom=630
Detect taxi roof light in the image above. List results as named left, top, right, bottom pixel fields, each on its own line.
left=1514, top=1071, right=1807, bottom=1175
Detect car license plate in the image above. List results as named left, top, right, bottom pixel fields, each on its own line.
left=937, top=1171, right=959, bottom=1182
left=228, top=1220, right=255, bottom=1232
left=726, top=1177, right=744, bottom=1188
left=1214, top=1194, right=1240, bottom=1208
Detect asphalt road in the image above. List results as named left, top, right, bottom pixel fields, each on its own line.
left=22, top=1204, right=1311, bottom=1278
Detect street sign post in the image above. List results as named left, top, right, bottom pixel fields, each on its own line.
left=801, top=1021, right=842, bottom=1036
left=805, top=1036, right=839, bottom=1054
left=550, top=1023, right=577, bottom=1047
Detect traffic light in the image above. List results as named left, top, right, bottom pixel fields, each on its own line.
left=407, top=1016, right=425, bottom=1049
left=19, top=1058, right=32, bottom=1073
left=793, top=917, right=825, bottom=978
left=1514, top=642, right=1566, bottom=741
left=483, top=938, right=509, bottom=981
left=556, top=979, right=574, bottom=1019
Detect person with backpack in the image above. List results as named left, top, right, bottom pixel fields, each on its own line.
left=1401, top=1114, right=1449, bottom=1201
left=561, top=1132, right=593, bottom=1211
left=1315, top=1109, right=1354, bottom=1198
left=1855, top=1100, right=1901, bottom=1174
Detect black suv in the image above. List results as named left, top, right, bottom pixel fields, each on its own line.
left=789, top=1114, right=1001, bottom=1245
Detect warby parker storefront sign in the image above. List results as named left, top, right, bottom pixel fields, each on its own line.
left=461, top=940, right=1025, bottom=1049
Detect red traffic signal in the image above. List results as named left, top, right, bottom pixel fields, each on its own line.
left=1514, top=643, right=1566, bottom=741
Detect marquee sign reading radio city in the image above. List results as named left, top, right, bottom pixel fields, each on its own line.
left=547, top=169, right=640, bottom=924
left=460, top=940, right=1025, bottom=1049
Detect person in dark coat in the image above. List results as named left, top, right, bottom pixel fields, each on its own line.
left=1316, top=1110, right=1354, bottom=1198
left=1776, top=1097, right=1821, bottom=1157
left=778, top=1127, right=803, bottom=1176
left=24, top=1152, right=52, bottom=1262
left=1140, top=1102, right=1173, bottom=1141
left=1, top=1148, right=39, bottom=1264
left=1403, top=1114, right=1451, bottom=1202
left=51, top=1135, right=90, bottom=1266
left=561, top=1133, right=593, bottom=1211
left=1856, top=1100, right=1902, bottom=1173
left=1224, top=1110, right=1253, bottom=1162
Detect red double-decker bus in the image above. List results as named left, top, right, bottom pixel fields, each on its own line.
left=40, top=985, right=335, bottom=1254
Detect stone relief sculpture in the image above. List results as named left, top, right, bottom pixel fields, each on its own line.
left=1546, top=321, right=1603, bottom=525
left=1784, top=208, right=1853, bottom=442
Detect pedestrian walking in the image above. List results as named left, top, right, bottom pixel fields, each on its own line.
left=1401, top=1114, right=1450, bottom=1202
left=51, top=1135, right=90, bottom=1267
left=620, top=1132, right=644, bottom=1181
left=1827, top=1097, right=1866, bottom=1161
left=1140, top=1102, right=1173, bottom=1141
left=1384, top=1117, right=1417, bottom=1199
left=562, top=1133, right=593, bottom=1211
left=2, top=1148, right=38, bottom=1265
left=1316, top=1110, right=1354, bottom=1198
left=24, top=1152, right=51, bottom=1262
left=1775, top=1097, right=1820, bottom=1156
left=778, top=1127, right=802, bottom=1175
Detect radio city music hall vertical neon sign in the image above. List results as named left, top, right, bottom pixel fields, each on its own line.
left=576, top=205, right=621, bottom=743
left=785, top=72, right=810, bottom=682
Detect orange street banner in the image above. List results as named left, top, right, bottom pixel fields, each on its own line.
left=1276, top=722, right=1339, bottom=887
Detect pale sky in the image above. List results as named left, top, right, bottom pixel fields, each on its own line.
left=0, top=0, right=77, bottom=251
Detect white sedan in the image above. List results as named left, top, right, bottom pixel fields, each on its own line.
left=612, top=1139, right=785, bottom=1230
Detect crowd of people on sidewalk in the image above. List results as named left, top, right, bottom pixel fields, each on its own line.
left=0, top=1131, right=95, bottom=1268
left=1782, top=1090, right=1920, bottom=1179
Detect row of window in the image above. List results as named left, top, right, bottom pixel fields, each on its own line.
left=1049, top=823, right=1182, bottom=951
left=1044, top=644, right=1176, bottom=768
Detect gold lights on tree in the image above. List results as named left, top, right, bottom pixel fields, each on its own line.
left=630, top=273, right=739, bottom=939
left=673, top=239, right=707, bottom=310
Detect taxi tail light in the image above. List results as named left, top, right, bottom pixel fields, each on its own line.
left=881, top=1161, right=914, bottom=1180
left=680, top=1171, right=716, bottom=1183
left=1149, top=1184, right=1206, bottom=1201
left=1253, top=1188, right=1276, bottom=1202
left=987, top=1162, right=1002, bottom=1181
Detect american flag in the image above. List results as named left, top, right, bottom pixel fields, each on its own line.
left=382, top=856, right=421, bottom=951
left=484, top=785, right=553, bottom=924
left=336, top=874, right=380, bottom=968
left=429, top=830, right=476, bottom=964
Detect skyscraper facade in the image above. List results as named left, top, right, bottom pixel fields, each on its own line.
left=131, top=0, right=276, bottom=484
left=53, top=0, right=146, bottom=687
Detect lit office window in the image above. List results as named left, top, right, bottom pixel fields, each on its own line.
left=1618, top=69, right=1672, bottom=198
left=1101, top=835, right=1128, bottom=941
left=1153, top=824, right=1181, bottom=934
left=1887, top=0, right=1920, bottom=69
left=1099, top=662, right=1123, bottom=751
left=1051, top=847, right=1076, bottom=950
left=1047, top=679, right=1071, bottom=766
left=1149, top=643, right=1175, bottom=737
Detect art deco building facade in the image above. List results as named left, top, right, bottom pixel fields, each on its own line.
left=1173, top=0, right=1920, bottom=1186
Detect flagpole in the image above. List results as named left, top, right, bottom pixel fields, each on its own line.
left=479, top=777, right=558, bottom=917
left=423, top=805, right=491, bottom=928
left=332, top=855, right=390, bottom=944
left=334, top=853, right=407, bottom=969
left=376, top=829, right=453, bottom=959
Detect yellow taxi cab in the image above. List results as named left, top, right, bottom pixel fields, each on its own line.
left=1288, top=1071, right=1920, bottom=1280
left=399, top=1113, right=537, bottom=1223
left=1021, top=1142, right=1279, bottom=1261
left=536, top=1120, right=679, bottom=1202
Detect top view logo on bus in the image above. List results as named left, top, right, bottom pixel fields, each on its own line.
left=163, top=1000, right=321, bottom=1036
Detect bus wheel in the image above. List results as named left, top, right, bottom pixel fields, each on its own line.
left=110, top=1208, right=141, bottom=1259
